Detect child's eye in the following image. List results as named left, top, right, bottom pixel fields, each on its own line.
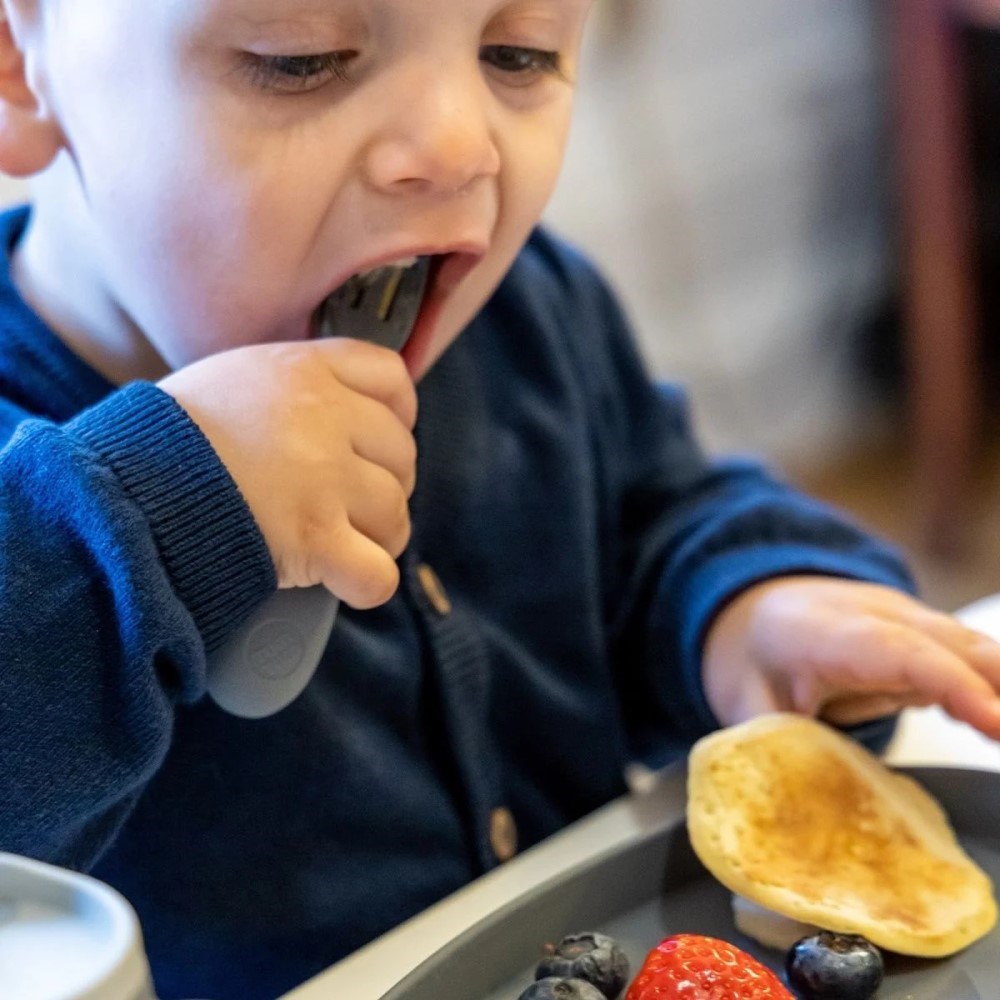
left=243, top=52, right=355, bottom=94
left=480, top=45, right=563, bottom=84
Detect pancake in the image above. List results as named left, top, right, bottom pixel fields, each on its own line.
left=687, top=713, right=997, bottom=957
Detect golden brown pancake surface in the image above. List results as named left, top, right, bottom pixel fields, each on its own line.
left=687, top=713, right=997, bottom=956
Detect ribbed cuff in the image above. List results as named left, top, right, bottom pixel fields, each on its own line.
left=67, top=381, right=276, bottom=650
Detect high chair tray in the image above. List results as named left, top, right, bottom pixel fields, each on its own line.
left=381, top=766, right=1000, bottom=1000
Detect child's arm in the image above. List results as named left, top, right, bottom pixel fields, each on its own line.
left=702, top=576, right=1000, bottom=737
left=0, top=337, right=416, bottom=869
left=0, top=383, right=274, bottom=868
left=528, top=230, right=924, bottom=757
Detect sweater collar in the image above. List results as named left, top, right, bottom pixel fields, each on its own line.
left=0, top=205, right=116, bottom=420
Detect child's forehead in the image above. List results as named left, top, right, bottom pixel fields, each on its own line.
left=140, top=0, right=592, bottom=52
left=41, top=0, right=591, bottom=68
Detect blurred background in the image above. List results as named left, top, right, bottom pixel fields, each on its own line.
left=541, top=0, right=1000, bottom=613
left=2, top=1, right=999, bottom=612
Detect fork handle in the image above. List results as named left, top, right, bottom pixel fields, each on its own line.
left=206, top=586, right=339, bottom=718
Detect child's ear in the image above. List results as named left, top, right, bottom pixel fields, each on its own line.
left=0, top=6, right=63, bottom=177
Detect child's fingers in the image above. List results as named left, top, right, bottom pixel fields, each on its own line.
left=344, top=460, right=412, bottom=559
left=820, top=691, right=934, bottom=728
left=819, top=617, right=1000, bottom=738
left=313, top=522, right=402, bottom=610
left=895, top=605, right=1000, bottom=694
left=349, top=395, right=418, bottom=497
left=314, top=339, right=418, bottom=428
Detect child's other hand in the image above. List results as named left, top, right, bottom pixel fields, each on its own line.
left=702, top=577, right=1000, bottom=740
left=160, top=339, right=417, bottom=609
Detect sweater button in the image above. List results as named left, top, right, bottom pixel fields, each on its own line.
left=416, top=563, right=452, bottom=615
left=489, top=806, right=518, bottom=863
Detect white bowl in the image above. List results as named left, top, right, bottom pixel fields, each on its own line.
left=0, top=852, right=154, bottom=1000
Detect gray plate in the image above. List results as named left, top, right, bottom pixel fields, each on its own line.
left=382, top=767, right=1000, bottom=999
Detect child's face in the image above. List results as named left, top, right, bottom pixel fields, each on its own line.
left=29, top=0, right=592, bottom=380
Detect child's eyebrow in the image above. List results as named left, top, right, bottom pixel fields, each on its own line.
left=188, top=0, right=361, bottom=45
left=192, top=0, right=593, bottom=40
left=496, top=0, right=595, bottom=27
left=219, top=0, right=593, bottom=20
left=194, top=0, right=356, bottom=26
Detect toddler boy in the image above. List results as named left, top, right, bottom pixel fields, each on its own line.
left=0, top=1, right=998, bottom=997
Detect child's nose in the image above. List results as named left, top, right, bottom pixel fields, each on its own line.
left=362, top=72, right=501, bottom=195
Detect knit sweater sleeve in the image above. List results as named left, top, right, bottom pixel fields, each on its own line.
left=527, top=231, right=915, bottom=761
left=0, top=382, right=275, bottom=869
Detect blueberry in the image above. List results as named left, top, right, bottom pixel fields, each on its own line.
left=785, top=931, right=884, bottom=999
left=535, top=932, right=630, bottom=999
left=517, top=977, right=608, bottom=1000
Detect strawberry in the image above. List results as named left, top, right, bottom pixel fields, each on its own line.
left=625, top=934, right=794, bottom=1000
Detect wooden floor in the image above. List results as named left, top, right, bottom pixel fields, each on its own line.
left=789, top=422, right=1000, bottom=614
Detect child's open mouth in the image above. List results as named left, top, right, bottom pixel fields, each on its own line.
left=312, top=251, right=481, bottom=374
left=316, top=256, right=432, bottom=351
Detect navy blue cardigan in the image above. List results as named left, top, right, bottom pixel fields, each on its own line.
left=0, top=207, right=911, bottom=998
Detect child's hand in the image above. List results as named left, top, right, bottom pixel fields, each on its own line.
left=160, top=339, right=417, bottom=609
left=702, top=577, right=1000, bottom=739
